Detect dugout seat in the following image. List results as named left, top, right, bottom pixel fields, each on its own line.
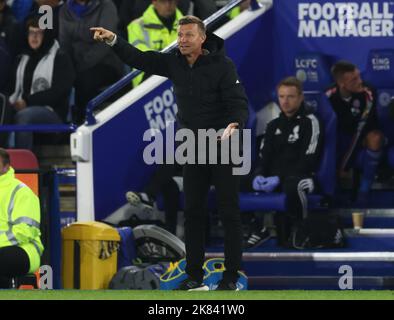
left=363, top=49, right=394, bottom=168
left=238, top=93, right=337, bottom=212
left=6, top=149, right=39, bottom=170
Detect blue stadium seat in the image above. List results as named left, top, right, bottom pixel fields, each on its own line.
left=293, top=52, right=333, bottom=92
left=363, top=49, right=394, bottom=168
left=238, top=93, right=337, bottom=212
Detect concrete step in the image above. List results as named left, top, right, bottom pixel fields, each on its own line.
left=246, top=275, right=394, bottom=290
left=206, top=249, right=394, bottom=289
left=334, top=209, right=394, bottom=228
left=207, top=229, right=394, bottom=289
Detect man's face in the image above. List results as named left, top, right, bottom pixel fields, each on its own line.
left=277, top=85, right=303, bottom=117
left=28, top=27, right=44, bottom=50
left=153, top=0, right=177, bottom=18
left=177, top=23, right=206, bottom=56
left=338, top=69, right=363, bottom=94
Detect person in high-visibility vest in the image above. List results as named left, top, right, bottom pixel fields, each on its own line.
left=210, top=0, right=250, bottom=30
left=0, top=148, right=43, bottom=287
left=227, top=0, right=250, bottom=20
left=127, top=0, right=183, bottom=87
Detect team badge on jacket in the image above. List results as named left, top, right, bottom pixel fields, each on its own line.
left=288, top=125, right=300, bottom=143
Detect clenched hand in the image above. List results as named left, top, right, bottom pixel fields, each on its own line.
left=90, top=27, right=115, bottom=43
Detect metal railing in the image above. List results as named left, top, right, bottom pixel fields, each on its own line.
left=0, top=124, right=77, bottom=133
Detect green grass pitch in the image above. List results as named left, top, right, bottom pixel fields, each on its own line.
left=0, top=290, right=393, bottom=300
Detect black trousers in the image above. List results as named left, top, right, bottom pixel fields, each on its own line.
left=282, top=176, right=315, bottom=220
left=277, top=176, right=315, bottom=246
left=241, top=173, right=315, bottom=220
left=241, top=173, right=315, bottom=244
left=183, top=162, right=242, bottom=283
left=0, top=246, right=30, bottom=288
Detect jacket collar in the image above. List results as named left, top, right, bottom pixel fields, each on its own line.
left=176, top=31, right=225, bottom=66
left=0, top=167, right=15, bottom=188
left=279, top=103, right=306, bottom=121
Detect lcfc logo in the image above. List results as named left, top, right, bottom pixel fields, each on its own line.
left=288, top=125, right=300, bottom=143
left=295, top=58, right=318, bottom=69
left=296, top=69, right=307, bottom=82
left=295, top=58, right=319, bottom=83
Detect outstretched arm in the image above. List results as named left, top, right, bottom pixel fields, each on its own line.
left=90, top=27, right=171, bottom=78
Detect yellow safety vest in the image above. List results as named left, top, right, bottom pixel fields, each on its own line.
left=228, top=6, right=241, bottom=20
left=127, top=5, right=183, bottom=87
left=0, top=167, right=43, bottom=273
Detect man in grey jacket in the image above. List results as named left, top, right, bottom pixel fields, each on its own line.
left=59, top=0, right=124, bottom=123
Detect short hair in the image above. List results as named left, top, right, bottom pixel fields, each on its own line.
left=276, top=76, right=303, bottom=95
left=178, top=15, right=206, bottom=35
left=26, top=16, right=40, bottom=29
left=0, top=148, right=10, bottom=166
left=331, top=61, right=357, bottom=81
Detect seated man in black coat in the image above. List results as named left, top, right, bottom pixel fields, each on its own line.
left=245, top=77, right=323, bottom=249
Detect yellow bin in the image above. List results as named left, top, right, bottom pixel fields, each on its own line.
left=62, top=221, right=120, bottom=289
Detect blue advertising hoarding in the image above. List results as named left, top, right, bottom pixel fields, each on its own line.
left=273, top=0, right=394, bottom=85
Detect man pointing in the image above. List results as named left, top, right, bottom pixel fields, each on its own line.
left=91, top=16, right=248, bottom=290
